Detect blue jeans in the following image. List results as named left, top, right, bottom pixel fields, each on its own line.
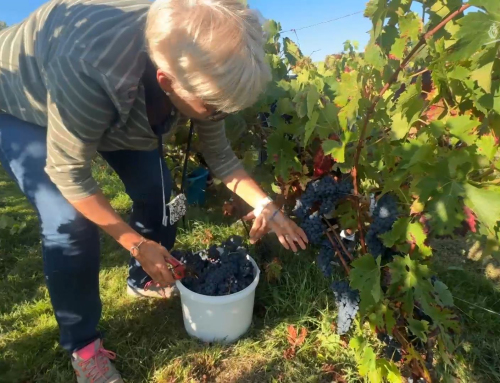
left=0, top=114, right=176, bottom=352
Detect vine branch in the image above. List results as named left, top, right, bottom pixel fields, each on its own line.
left=351, top=4, right=471, bottom=254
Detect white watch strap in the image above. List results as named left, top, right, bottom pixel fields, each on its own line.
left=254, top=196, right=273, bottom=217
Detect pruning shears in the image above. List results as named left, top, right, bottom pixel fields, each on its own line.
left=165, top=256, right=198, bottom=280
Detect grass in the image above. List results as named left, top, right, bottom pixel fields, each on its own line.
left=1, top=159, right=500, bottom=382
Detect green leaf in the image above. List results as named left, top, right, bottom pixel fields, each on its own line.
left=380, top=217, right=411, bottom=247
left=319, top=103, right=340, bottom=130
left=448, top=65, right=470, bottom=81
left=365, top=42, right=386, bottom=72
left=266, top=133, right=301, bottom=179
left=389, top=255, right=431, bottom=293
left=390, top=112, right=411, bottom=140
left=448, top=12, right=498, bottom=62
left=322, top=139, right=345, bottom=163
left=399, top=12, right=421, bottom=42
left=469, top=0, right=500, bottom=17
left=471, top=61, right=494, bottom=93
left=365, top=0, right=388, bottom=39
left=408, top=318, right=429, bottom=342
left=350, top=255, right=382, bottom=313
left=294, top=92, right=307, bottom=119
left=359, top=346, right=379, bottom=382
left=390, top=37, right=407, bottom=60
left=476, top=135, right=497, bottom=161
left=407, top=222, right=432, bottom=258
left=447, top=116, right=481, bottom=146
left=433, top=280, right=454, bottom=307
left=385, top=307, right=396, bottom=334
left=307, top=87, right=319, bottom=119
left=464, top=183, right=500, bottom=233
left=382, top=360, right=403, bottom=383
left=304, top=111, right=319, bottom=146
left=283, top=37, right=303, bottom=67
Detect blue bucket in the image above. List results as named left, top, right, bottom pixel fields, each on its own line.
left=186, top=167, right=209, bottom=205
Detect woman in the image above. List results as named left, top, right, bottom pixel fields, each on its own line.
left=0, top=0, right=307, bottom=381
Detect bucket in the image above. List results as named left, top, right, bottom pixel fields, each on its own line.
left=186, top=167, right=209, bottom=205
left=175, top=255, right=260, bottom=343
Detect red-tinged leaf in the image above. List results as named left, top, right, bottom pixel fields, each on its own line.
left=313, top=146, right=334, bottom=177
left=463, top=206, right=477, bottom=233
left=287, top=325, right=298, bottom=346
left=296, top=327, right=308, bottom=347
left=283, top=347, right=296, bottom=360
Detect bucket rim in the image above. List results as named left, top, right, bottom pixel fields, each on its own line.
left=175, top=255, right=260, bottom=304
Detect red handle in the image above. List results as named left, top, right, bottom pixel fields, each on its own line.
left=166, top=257, right=186, bottom=280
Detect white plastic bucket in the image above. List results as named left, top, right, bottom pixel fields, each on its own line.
left=175, top=255, right=260, bottom=343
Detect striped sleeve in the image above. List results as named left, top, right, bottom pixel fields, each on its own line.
left=194, top=119, right=243, bottom=180
left=44, top=56, right=117, bottom=200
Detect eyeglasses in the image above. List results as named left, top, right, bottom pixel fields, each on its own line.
left=207, top=110, right=229, bottom=122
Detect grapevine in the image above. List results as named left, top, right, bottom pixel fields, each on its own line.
left=233, top=0, right=500, bottom=380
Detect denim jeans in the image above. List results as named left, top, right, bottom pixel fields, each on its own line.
left=0, top=114, right=176, bottom=352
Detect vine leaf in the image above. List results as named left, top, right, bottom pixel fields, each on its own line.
left=365, top=42, right=386, bottom=72
left=463, top=183, right=500, bottom=234
left=389, top=256, right=432, bottom=314
left=364, top=0, right=388, bottom=40
left=283, top=37, right=303, bottom=67
left=433, top=280, right=454, bottom=307
left=476, top=134, right=497, bottom=161
left=380, top=359, right=402, bottom=383
left=267, top=133, right=301, bottom=179
left=322, top=139, right=345, bottom=163
left=469, top=0, right=500, bottom=17
left=408, top=318, right=429, bottom=342
left=427, top=180, right=465, bottom=235
left=471, top=61, right=494, bottom=93
left=304, top=111, right=319, bottom=146
left=399, top=12, right=422, bottom=43
left=350, top=255, right=382, bottom=313
left=447, top=116, right=481, bottom=146
left=390, top=37, right=407, bottom=60
left=307, top=87, right=319, bottom=119
left=448, top=11, right=497, bottom=62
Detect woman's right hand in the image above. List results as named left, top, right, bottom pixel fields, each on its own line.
left=133, top=240, right=176, bottom=287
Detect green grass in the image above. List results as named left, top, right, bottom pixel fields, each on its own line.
left=1, top=160, right=500, bottom=382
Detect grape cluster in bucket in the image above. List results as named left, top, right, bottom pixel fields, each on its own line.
left=172, top=236, right=255, bottom=296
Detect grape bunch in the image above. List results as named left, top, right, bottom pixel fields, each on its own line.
left=293, top=176, right=352, bottom=245
left=377, top=333, right=403, bottom=363
left=366, top=194, right=399, bottom=259
left=330, top=280, right=360, bottom=335
left=172, top=235, right=255, bottom=296
left=317, top=237, right=350, bottom=277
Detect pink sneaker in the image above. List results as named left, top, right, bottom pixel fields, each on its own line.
left=71, top=339, right=123, bottom=383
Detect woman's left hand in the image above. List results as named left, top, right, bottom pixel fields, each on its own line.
left=243, top=203, right=308, bottom=252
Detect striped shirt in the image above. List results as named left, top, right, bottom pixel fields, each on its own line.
left=0, top=0, right=242, bottom=200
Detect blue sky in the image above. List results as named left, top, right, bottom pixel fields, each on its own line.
left=2, top=0, right=372, bottom=61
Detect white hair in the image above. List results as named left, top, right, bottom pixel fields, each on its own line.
left=145, top=0, right=272, bottom=113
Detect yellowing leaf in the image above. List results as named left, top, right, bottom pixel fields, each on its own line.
left=410, top=199, right=425, bottom=214
left=476, top=135, right=497, bottom=160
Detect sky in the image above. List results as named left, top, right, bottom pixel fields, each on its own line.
left=1, top=0, right=373, bottom=61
